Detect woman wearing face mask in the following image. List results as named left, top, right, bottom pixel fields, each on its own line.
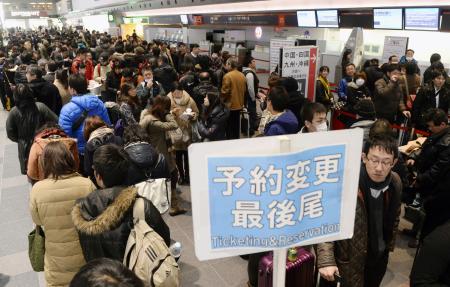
left=136, top=67, right=164, bottom=109
left=167, top=82, right=199, bottom=185
left=345, top=71, right=371, bottom=115
left=197, top=92, right=230, bottom=141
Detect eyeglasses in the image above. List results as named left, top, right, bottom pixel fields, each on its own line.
left=366, top=156, right=394, bottom=169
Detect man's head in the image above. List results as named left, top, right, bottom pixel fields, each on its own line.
left=46, top=60, right=57, bottom=73
left=26, top=65, right=43, bottom=82
left=345, top=63, right=356, bottom=77
left=178, top=43, right=187, bottom=54
left=243, top=56, right=256, bottom=70
left=169, top=44, right=177, bottom=54
left=93, top=144, right=129, bottom=188
left=370, top=58, right=379, bottom=67
left=142, top=67, right=153, bottom=82
left=385, top=63, right=400, bottom=79
left=301, top=102, right=328, bottom=132
left=430, top=53, right=441, bottom=64
left=191, top=44, right=200, bottom=56
left=199, top=72, right=211, bottom=82
left=423, top=108, right=448, bottom=135
left=68, top=74, right=88, bottom=96
left=388, top=55, right=398, bottom=64
left=76, top=47, right=88, bottom=60
left=225, top=57, right=239, bottom=71
left=267, top=86, right=288, bottom=114
left=99, top=53, right=109, bottom=66
left=432, top=70, right=446, bottom=89
left=362, top=136, right=398, bottom=183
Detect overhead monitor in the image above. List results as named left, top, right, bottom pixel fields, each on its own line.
left=297, top=10, right=317, bottom=27
left=404, top=7, right=439, bottom=31
left=316, top=10, right=339, bottom=28
left=339, top=9, right=374, bottom=29
left=180, top=14, right=188, bottom=25
left=373, top=8, right=403, bottom=29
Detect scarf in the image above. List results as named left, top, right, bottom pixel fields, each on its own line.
left=318, top=76, right=332, bottom=100
left=359, top=165, right=392, bottom=259
left=88, top=127, right=114, bottom=142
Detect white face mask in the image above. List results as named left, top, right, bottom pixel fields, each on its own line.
left=406, top=57, right=413, bottom=61
left=174, top=98, right=182, bottom=105
left=355, top=78, right=365, bottom=87
left=314, top=122, right=328, bottom=132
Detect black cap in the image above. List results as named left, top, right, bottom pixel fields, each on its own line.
left=354, top=99, right=376, bottom=119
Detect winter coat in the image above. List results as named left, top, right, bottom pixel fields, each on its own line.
left=221, top=69, right=247, bottom=111
left=168, top=91, right=199, bottom=150
left=154, top=63, right=178, bottom=93
left=71, top=186, right=170, bottom=262
left=410, top=219, right=450, bottom=286
left=192, top=81, right=219, bottom=114
left=412, top=85, right=450, bottom=131
left=315, top=79, right=332, bottom=110
left=28, top=78, right=63, bottom=115
left=198, top=104, right=230, bottom=141
left=30, top=174, right=95, bottom=287
left=264, top=110, right=299, bottom=136
left=373, top=76, right=406, bottom=123
left=84, top=127, right=123, bottom=179
left=364, top=66, right=384, bottom=93
left=119, top=102, right=140, bottom=126
left=287, top=91, right=307, bottom=131
left=414, top=127, right=450, bottom=238
left=316, top=172, right=401, bottom=287
left=136, top=80, right=164, bottom=109
left=338, top=77, right=352, bottom=101
left=105, top=71, right=122, bottom=102
left=43, top=72, right=55, bottom=84
left=346, top=82, right=371, bottom=114
left=27, top=129, right=79, bottom=182
left=58, top=94, right=111, bottom=155
left=6, top=102, right=58, bottom=174
left=140, top=111, right=178, bottom=172
left=125, top=141, right=170, bottom=185
left=53, top=79, right=71, bottom=106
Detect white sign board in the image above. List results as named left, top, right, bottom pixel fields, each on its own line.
left=189, top=129, right=363, bottom=261
left=280, top=46, right=318, bottom=102
left=270, top=39, right=295, bottom=73
left=381, top=36, right=408, bottom=64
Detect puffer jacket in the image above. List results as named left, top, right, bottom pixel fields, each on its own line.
left=28, top=78, right=63, bottom=115
left=198, top=104, right=230, bottom=141
left=6, top=102, right=59, bottom=174
left=84, top=127, right=123, bottom=179
left=414, top=127, right=450, bottom=238
left=27, top=128, right=79, bottom=182
left=58, top=94, right=111, bottom=155
left=125, top=141, right=170, bottom=185
left=316, top=172, right=402, bottom=287
left=168, top=91, right=199, bottom=150
left=140, top=111, right=178, bottom=172
left=71, top=186, right=170, bottom=262
left=30, top=174, right=95, bottom=287
left=264, top=110, right=299, bottom=136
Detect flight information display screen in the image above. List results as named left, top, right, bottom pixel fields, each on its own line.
left=404, top=8, right=440, bottom=31
left=317, top=10, right=339, bottom=28
left=374, top=8, right=403, bottom=29
left=297, top=10, right=317, bottom=27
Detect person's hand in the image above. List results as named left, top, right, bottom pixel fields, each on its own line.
left=403, top=110, right=411, bottom=118
left=407, top=159, right=415, bottom=166
left=390, top=74, right=399, bottom=82
left=364, top=96, right=371, bottom=100
left=319, top=266, right=339, bottom=282
left=172, top=107, right=182, bottom=117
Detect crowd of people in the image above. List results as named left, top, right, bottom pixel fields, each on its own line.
left=1, top=27, right=449, bottom=287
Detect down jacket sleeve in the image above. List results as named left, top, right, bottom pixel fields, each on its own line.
left=416, top=147, right=450, bottom=194
left=198, top=108, right=229, bottom=140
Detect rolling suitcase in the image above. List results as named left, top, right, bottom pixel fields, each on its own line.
left=258, top=247, right=315, bottom=287
left=240, top=108, right=251, bottom=138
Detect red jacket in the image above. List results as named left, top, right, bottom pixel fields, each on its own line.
left=71, top=57, right=94, bottom=81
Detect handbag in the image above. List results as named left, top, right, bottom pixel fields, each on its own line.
left=28, top=225, right=45, bottom=272
left=191, top=121, right=202, bottom=143
left=134, top=178, right=171, bottom=214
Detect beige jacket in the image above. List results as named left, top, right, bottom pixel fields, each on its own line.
left=140, top=110, right=178, bottom=171
left=29, top=174, right=95, bottom=287
left=168, top=91, right=199, bottom=150
left=221, top=69, right=247, bottom=111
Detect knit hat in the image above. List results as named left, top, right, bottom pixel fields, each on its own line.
left=354, top=99, right=376, bottom=119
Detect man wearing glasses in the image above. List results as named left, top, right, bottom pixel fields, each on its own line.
left=316, top=136, right=402, bottom=287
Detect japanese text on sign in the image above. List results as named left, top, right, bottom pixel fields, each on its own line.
left=208, top=145, right=345, bottom=249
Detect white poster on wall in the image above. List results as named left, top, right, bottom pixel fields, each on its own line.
left=381, top=36, right=409, bottom=64
left=270, top=39, right=295, bottom=73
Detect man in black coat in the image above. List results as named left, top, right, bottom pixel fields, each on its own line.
left=408, top=108, right=450, bottom=239
left=154, top=56, right=178, bottom=93
left=192, top=72, right=219, bottom=115
left=26, top=64, right=62, bottom=115
left=72, top=144, right=170, bottom=262
left=278, top=77, right=307, bottom=131
left=364, top=58, right=384, bottom=93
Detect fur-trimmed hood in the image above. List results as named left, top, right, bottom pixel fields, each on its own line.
left=72, top=186, right=138, bottom=235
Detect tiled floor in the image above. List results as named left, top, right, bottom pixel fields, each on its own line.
left=0, top=109, right=414, bottom=287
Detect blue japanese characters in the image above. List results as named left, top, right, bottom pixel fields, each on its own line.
left=208, top=144, right=346, bottom=249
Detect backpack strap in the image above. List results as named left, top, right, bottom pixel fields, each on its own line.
left=133, top=197, right=146, bottom=222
